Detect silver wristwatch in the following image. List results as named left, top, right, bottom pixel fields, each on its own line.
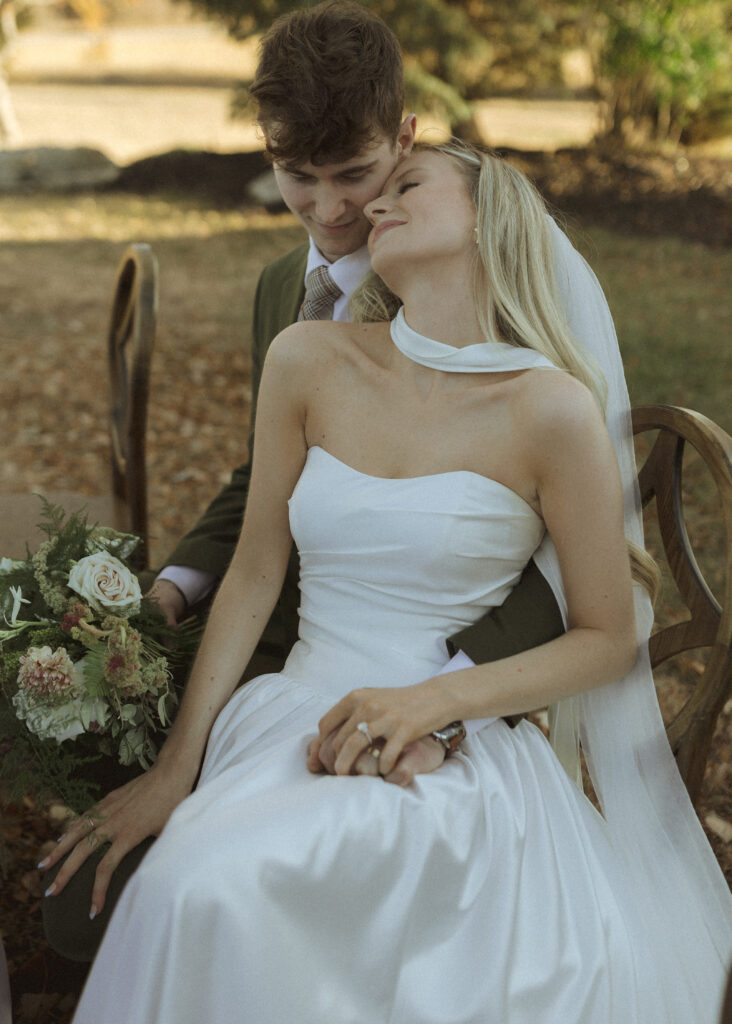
left=430, top=720, right=466, bottom=755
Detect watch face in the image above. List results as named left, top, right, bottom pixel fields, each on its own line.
left=440, top=723, right=464, bottom=740
left=434, top=722, right=466, bottom=750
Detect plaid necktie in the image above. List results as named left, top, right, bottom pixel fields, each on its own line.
left=298, top=265, right=343, bottom=321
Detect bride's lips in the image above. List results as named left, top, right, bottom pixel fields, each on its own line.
left=370, top=220, right=405, bottom=245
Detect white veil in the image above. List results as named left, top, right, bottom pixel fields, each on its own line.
left=388, top=217, right=731, bottom=1020
left=538, top=220, right=732, bottom=1021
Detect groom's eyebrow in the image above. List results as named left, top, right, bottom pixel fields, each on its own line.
left=336, top=159, right=380, bottom=177
left=278, top=158, right=380, bottom=178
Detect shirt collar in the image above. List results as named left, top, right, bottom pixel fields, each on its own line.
left=304, top=239, right=371, bottom=304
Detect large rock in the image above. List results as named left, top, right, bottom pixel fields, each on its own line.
left=0, top=146, right=119, bottom=191
left=246, top=167, right=286, bottom=212
left=114, top=149, right=270, bottom=206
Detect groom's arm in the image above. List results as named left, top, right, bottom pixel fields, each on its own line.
left=448, top=559, right=564, bottom=667
left=160, top=461, right=252, bottom=583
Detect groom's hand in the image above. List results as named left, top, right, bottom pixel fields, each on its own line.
left=307, top=731, right=445, bottom=786
left=147, top=579, right=186, bottom=627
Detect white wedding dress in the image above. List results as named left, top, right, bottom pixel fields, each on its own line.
left=72, top=442, right=726, bottom=1024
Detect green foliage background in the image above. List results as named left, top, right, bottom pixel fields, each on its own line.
left=178, top=0, right=731, bottom=145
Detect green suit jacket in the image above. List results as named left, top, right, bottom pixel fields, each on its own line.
left=163, top=242, right=563, bottom=665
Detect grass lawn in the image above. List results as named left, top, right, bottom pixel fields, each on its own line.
left=575, top=225, right=730, bottom=610
left=575, top=226, right=731, bottom=429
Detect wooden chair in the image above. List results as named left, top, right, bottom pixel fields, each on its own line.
left=632, top=404, right=732, bottom=805
left=0, top=243, right=158, bottom=570
left=107, top=243, right=158, bottom=569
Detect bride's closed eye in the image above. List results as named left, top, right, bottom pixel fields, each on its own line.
left=397, top=180, right=419, bottom=195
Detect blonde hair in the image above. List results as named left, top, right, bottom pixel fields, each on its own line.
left=352, top=139, right=660, bottom=600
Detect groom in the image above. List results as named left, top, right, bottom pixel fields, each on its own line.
left=150, top=0, right=564, bottom=659
left=44, top=0, right=573, bottom=962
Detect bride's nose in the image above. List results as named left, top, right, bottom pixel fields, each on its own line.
left=363, top=193, right=390, bottom=224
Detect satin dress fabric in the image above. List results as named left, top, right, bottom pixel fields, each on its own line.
left=71, top=445, right=660, bottom=1024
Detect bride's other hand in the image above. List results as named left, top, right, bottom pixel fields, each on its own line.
left=38, top=761, right=194, bottom=918
left=307, top=730, right=446, bottom=785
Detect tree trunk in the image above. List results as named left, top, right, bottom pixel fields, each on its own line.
left=0, top=2, right=21, bottom=145
left=0, top=69, right=21, bottom=144
left=451, top=112, right=484, bottom=146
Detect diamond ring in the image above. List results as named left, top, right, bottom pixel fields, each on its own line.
left=357, top=721, right=373, bottom=745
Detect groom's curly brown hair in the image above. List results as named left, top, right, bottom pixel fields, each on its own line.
left=250, top=0, right=404, bottom=167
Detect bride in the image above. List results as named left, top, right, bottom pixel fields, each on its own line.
left=61, top=141, right=730, bottom=1022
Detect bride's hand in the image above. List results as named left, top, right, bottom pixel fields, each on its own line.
left=38, top=760, right=194, bottom=918
left=315, top=682, right=452, bottom=777
left=307, top=730, right=446, bottom=785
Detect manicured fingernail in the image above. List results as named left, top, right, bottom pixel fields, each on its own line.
left=89, top=905, right=97, bottom=920
left=37, top=859, right=47, bottom=870
left=44, top=883, right=57, bottom=897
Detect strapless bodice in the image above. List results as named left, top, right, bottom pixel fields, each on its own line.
left=283, top=446, right=544, bottom=697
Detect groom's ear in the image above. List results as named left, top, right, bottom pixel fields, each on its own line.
left=396, top=114, right=417, bottom=158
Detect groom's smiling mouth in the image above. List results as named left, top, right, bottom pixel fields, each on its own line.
left=313, top=219, right=358, bottom=233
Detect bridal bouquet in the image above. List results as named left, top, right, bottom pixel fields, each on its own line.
left=0, top=500, right=201, bottom=809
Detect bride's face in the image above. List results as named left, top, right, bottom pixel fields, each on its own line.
left=364, top=151, right=476, bottom=278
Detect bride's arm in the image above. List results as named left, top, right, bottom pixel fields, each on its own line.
left=319, top=373, right=639, bottom=777
left=153, top=331, right=310, bottom=774
left=41, top=329, right=310, bottom=913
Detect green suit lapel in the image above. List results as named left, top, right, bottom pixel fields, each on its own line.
left=252, top=243, right=308, bottom=357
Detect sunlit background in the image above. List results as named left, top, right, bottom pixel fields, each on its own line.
left=1, top=2, right=730, bottom=1019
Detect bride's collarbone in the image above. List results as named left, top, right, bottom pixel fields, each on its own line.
left=307, top=359, right=537, bottom=494
left=322, top=420, right=537, bottom=502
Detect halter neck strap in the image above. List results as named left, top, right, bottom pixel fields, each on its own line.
left=389, top=307, right=557, bottom=374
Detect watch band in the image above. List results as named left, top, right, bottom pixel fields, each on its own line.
left=431, top=720, right=466, bottom=755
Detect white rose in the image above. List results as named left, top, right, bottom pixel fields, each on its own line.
left=17, top=695, right=109, bottom=744
left=68, top=552, right=142, bottom=617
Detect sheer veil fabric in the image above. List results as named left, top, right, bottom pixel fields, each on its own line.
left=390, top=219, right=732, bottom=1020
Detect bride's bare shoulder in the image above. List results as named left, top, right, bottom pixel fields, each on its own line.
left=267, top=320, right=391, bottom=372
left=515, top=367, right=610, bottom=454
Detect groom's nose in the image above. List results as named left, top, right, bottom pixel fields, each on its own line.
left=312, top=185, right=348, bottom=224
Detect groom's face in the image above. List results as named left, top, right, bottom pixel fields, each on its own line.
left=272, top=120, right=415, bottom=263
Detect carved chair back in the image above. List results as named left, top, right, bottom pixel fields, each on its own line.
left=632, top=404, right=732, bottom=804
left=107, top=243, right=158, bottom=570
